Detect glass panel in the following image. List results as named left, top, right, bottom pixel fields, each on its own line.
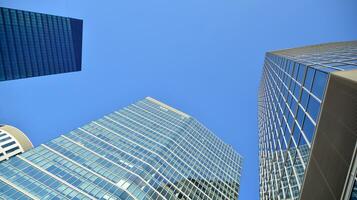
left=302, top=117, right=315, bottom=143
left=307, top=96, right=320, bottom=122
left=297, top=65, right=306, bottom=84
left=311, top=70, right=328, bottom=99
left=304, top=67, right=315, bottom=90
left=300, top=89, right=309, bottom=109
left=292, top=63, right=299, bottom=79
left=296, top=106, right=305, bottom=128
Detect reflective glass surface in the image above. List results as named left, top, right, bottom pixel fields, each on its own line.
left=0, top=98, right=243, bottom=200
left=259, top=41, right=357, bottom=200
left=0, top=7, right=82, bottom=81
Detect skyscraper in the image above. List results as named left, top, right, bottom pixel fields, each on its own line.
left=258, top=41, right=357, bottom=199
left=0, top=97, right=243, bottom=200
left=0, top=125, right=33, bottom=162
left=0, top=7, right=83, bottom=81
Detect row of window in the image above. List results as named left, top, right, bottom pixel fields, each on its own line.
left=274, top=41, right=357, bottom=69
left=140, top=99, right=242, bottom=171
left=94, top=116, right=234, bottom=199
left=118, top=106, right=239, bottom=182
left=0, top=98, right=241, bottom=200
left=259, top=53, right=331, bottom=200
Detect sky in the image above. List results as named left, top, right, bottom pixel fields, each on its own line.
left=1, top=0, right=356, bottom=199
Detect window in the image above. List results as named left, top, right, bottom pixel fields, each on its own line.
left=0, top=136, right=11, bottom=143
left=296, top=106, right=305, bottom=127
left=297, top=65, right=306, bottom=84
left=300, top=89, right=309, bottom=109
left=2, top=141, right=16, bottom=148
left=292, top=63, right=299, bottom=79
left=5, top=146, right=19, bottom=154
left=302, top=117, right=315, bottom=143
left=304, top=67, right=315, bottom=90
left=307, top=96, right=320, bottom=122
left=311, top=70, right=328, bottom=99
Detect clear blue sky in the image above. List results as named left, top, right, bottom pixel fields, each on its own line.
left=1, top=0, right=356, bottom=199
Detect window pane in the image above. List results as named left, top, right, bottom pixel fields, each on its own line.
left=307, top=96, right=320, bottom=122
left=304, top=67, right=315, bottom=90
left=300, top=89, right=309, bottom=109
left=296, top=106, right=305, bottom=127
left=297, top=65, right=306, bottom=84
left=302, top=117, right=315, bottom=143
left=311, top=70, right=328, bottom=99
left=292, top=125, right=300, bottom=144
left=292, top=63, right=299, bottom=79
left=290, top=99, right=298, bottom=114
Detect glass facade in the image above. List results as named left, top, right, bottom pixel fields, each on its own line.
left=0, top=97, right=243, bottom=200
left=258, top=41, right=357, bottom=199
left=0, top=7, right=83, bottom=81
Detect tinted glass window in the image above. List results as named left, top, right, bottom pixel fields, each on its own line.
left=290, top=99, right=298, bottom=114
left=299, top=133, right=307, bottom=145
left=297, top=65, right=306, bottom=84
left=292, top=63, right=299, bottom=79
left=296, top=106, right=305, bottom=127
left=307, top=96, right=320, bottom=122
left=293, top=126, right=300, bottom=144
left=311, top=70, right=328, bottom=99
left=304, top=68, right=315, bottom=90
left=300, top=89, right=309, bottom=109
left=288, top=61, right=294, bottom=75
left=302, top=117, right=315, bottom=143
left=293, top=84, right=300, bottom=99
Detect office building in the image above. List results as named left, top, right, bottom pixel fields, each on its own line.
left=258, top=41, right=357, bottom=199
left=0, top=125, right=33, bottom=162
left=0, top=97, right=243, bottom=200
left=0, top=7, right=83, bottom=81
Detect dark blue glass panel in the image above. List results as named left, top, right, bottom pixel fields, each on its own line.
left=292, top=63, right=299, bottom=79
left=296, top=106, right=305, bottom=127
left=304, top=67, right=315, bottom=90
left=289, top=80, right=296, bottom=91
left=300, top=89, right=309, bottom=109
left=287, top=61, right=294, bottom=75
left=290, top=99, right=298, bottom=114
left=292, top=125, right=300, bottom=144
left=302, top=117, right=315, bottom=143
left=287, top=112, right=294, bottom=130
left=293, top=83, right=300, bottom=99
left=299, top=133, right=306, bottom=145
left=297, top=65, right=306, bottom=84
left=311, top=70, right=328, bottom=99
left=70, top=18, right=83, bottom=70
left=0, top=7, right=82, bottom=82
left=307, top=96, right=320, bottom=122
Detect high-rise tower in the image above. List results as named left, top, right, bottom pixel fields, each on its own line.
left=0, top=97, right=243, bottom=200
left=259, top=41, right=357, bottom=199
left=0, top=125, right=33, bottom=162
left=0, top=7, right=83, bottom=81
